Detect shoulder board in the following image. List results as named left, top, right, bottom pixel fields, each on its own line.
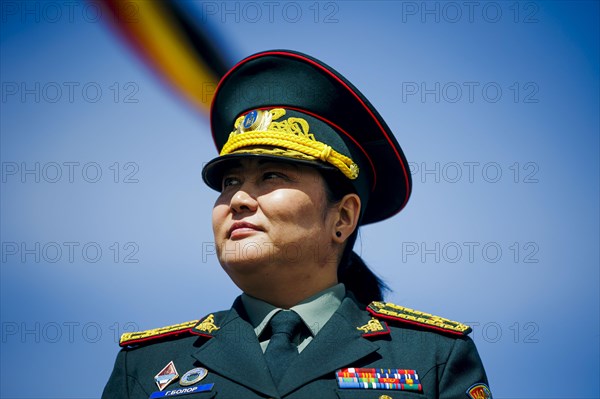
left=367, top=301, right=472, bottom=336
left=119, top=313, right=223, bottom=347
left=119, top=320, right=198, bottom=347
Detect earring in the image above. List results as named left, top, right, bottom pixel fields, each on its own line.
left=335, top=231, right=342, bottom=238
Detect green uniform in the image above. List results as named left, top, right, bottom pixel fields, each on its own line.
left=102, top=290, right=489, bottom=399
left=103, top=50, right=491, bottom=399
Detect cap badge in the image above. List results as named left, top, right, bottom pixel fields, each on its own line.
left=241, top=109, right=265, bottom=131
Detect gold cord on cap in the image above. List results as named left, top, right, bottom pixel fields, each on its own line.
left=220, top=108, right=359, bottom=180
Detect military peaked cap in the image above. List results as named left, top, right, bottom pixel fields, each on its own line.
left=202, top=50, right=411, bottom=224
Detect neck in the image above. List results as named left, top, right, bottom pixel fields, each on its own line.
left=242, top=276, right=338, bottom=309
left=225, top=249, right=341, bottom=309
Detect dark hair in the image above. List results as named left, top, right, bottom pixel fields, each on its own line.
left=319, top=169, right=389, bottom=305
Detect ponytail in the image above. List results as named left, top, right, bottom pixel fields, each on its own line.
left=337, top=231, right=389, bottom=306
left=338, top=251, right=389, bottom=305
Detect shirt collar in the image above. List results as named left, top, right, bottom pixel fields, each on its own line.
left=241, top=283, right=346, bottom=338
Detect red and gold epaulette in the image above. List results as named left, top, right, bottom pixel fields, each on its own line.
left=119, top=313, right=221, bottom=347
left=367, top=301, right=472, bottom=336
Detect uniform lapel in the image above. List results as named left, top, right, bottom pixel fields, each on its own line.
left=191, top=299, right=279, bottom=398
left=277, top=296, right=381, bottom=396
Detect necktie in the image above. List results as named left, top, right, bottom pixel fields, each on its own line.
left=264, top=310, right=303, bottom=385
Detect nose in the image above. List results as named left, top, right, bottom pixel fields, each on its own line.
left=230, top=189, right=258, bottom=214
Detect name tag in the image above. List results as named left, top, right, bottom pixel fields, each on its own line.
left=149, top=383, right=214, bottom=398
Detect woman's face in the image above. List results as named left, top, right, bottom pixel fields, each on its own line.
left=212, top=158, right=340, bottom=294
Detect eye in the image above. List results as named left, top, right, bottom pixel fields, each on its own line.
left=262, top=171, right=287, bottom=181
left=222, top=176, right=241, bottom=189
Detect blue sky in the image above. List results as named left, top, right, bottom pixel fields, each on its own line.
left=1, top=1, right=598, bottom=397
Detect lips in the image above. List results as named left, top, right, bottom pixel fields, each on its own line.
left=228, top=221, right=263, bottom=238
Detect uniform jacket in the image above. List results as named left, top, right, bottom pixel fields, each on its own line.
left=102, top=295, right=489, bottom=399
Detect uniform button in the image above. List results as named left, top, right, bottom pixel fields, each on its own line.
left=379, top=395, right=393, bottom=399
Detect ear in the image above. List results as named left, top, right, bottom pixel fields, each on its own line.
left=332, top=193, right=361, bottom=243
